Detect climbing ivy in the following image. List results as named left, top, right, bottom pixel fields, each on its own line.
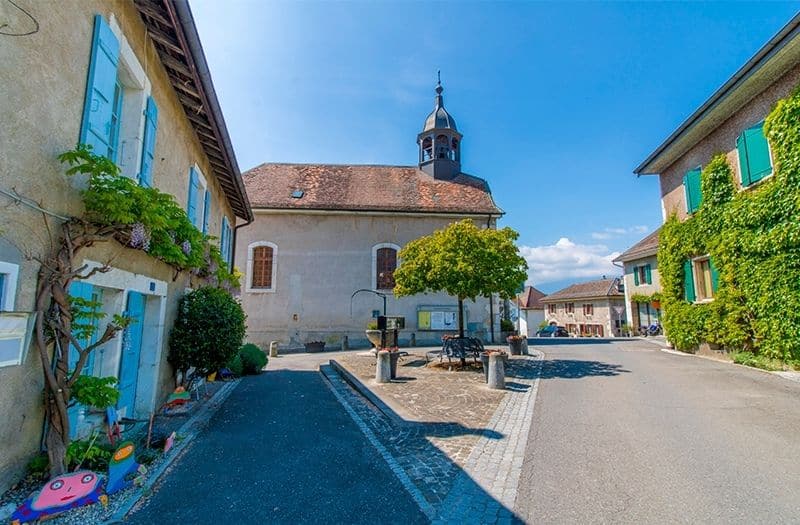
left=659, top=85, right=800, bottom=364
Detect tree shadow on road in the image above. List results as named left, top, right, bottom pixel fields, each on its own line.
left=535, top=359, right=630, bottom=379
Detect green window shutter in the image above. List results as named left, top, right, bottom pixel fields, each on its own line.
left=684, top=168, right=702, bottom=213
left=736, top=132, right=752, bottom=187
left=138, top=96, right=158, bottom=187
left=683, top=260, right=696, bottom=303
left=742, top=122, right=772, bottom=185
left=645, top=264, right=652, bottom=285
left=633, top=266, right=640, bottom=286
left=710, top=258, right=720, bottom=293
left=79, top=15, right=120, bottom=159
left=187, top=167, right=199, bottom=227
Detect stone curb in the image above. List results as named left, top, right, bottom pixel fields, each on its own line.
left=318, top=364, right=437, bottom=520
left=103, top=379, right=240, bottom=524
left=327, top=359, right=406, bottom=427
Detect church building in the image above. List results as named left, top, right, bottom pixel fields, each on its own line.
left=237, top=80, right=504, bottom=350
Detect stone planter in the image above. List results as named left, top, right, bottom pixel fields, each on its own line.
left=304, top=341, right=326, bottom=353
left=507, top=338, right=524, bottom=355
left=365, top=329, right=383, bottom=348
left=480, top=353, right=490, bottom=382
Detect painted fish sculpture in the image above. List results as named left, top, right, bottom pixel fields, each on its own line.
left=10, top=470, right=106, bottom=524
left=106, top=440, right=142, bottom=495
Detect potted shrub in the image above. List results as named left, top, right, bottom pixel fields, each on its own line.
left=506, top=334, right=525, bottom=355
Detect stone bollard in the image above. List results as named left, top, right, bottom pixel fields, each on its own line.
left=342, top=335, right=349, bottom=351
left=376, top=350, right=392, bottom=383
left=487, top=353, right=505, bottom=390
left=522, top=338, right=529, bottom=355
left=269, top=341, right=279, bottom=358
left=410, top=333, right=416, bottom=347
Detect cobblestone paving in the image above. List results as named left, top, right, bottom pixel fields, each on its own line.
left=326, top=349, right=543, bottom=523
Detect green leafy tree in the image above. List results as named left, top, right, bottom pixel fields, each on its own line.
left=394, top=220, right=528, bottom=338
left=169, top=286, right=247, bottom=379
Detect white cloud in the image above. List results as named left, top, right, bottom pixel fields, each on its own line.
left=519, top=238, right=621, bottom=284
left=590, top=225, right=648, bottom=240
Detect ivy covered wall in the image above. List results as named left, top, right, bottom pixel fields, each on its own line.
left=659, top=85, right=800, bottom=363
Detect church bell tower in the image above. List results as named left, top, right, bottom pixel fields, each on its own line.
left=418, top=74, right=462, bottom=180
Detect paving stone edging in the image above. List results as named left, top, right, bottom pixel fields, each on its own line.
left=103, top=380, right=240, bottom=524
left=328, top=359, right=406, bottom=427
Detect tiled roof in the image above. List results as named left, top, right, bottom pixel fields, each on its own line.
left=243, top=163, right=502, bottom=215
left=613, top=228, right=660, bottom=263
left=541, top=278, right=623, bottom=302
left=517, top=286, right=547, bottom=310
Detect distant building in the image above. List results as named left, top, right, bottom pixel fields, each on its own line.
left=541, top=278, right=626, bottom=337
left=237, top=80, right=504, bottom=349
left=614, top=229, right=661, bottom=332
left=515, top=286, right=547, bottom=336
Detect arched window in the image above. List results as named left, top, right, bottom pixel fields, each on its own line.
left=246, top=242, right=277, bottom=293
left=372, top=243, right=400, bottom=290
left=422, top=136, right=433, bottom=161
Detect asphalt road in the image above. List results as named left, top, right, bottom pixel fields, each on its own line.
left=516, top=340, right=800, bottom=524
left=126, top=365, right=427, bottom=525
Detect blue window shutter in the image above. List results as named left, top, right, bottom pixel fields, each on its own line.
left=0, top=274, right=5, bottom=310
left=741, top=123, right=772, bottom=185
left=79, top=15, right=120, bottom=159
left=220, top=216, right=228, bottom=262
left=139, top=96, right=158, bottom=187
left=187, top=167, right=199, bottom=226
left=683, top=260, right=696, bottom=303
left=633, top=266, right=640, bottom=286
left=68, top=281, right=96, bottom=375
left=202, top=190, right=210, bottom=234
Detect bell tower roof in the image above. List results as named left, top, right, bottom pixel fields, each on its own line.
left=422, top=73, right=458, bottom=132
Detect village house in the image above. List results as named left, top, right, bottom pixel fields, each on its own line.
left=614, top=229, right=662, bottom=333
left=634, top=14, right=800, bottom=304
left=515, top=285, right=547, bottom=337
left=237, top=81, right=503, bottom=350
left=541, top=278, right=626, bottom=337
left=0, top=0, right=251, bottom=491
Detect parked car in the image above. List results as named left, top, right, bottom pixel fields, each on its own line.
left=536, top=325, right=569, bottom=337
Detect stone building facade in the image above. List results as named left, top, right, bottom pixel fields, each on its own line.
left=237, top=82, right=504, bottom=349
left=614, top=229, right=662, bottom=333
left=541, top=278, right=626, bottom=337
left=0, top=0, right=251, bottom=491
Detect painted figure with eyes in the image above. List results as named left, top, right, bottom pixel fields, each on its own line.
left=11, top=470, right=107, bottom=524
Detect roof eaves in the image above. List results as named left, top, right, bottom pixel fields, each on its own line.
left=634, top=12, right=800, bottom=176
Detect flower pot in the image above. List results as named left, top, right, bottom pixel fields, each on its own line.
left=365, top=329, right=383, bottom=348
left=508, top=339, right=524, bottom=355
left=651, top=300, right=661, bottom=310
left=304, top=342, right=326, bottom=353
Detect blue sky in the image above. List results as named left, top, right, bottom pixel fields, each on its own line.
left=191, top=1, right=798, bottom=293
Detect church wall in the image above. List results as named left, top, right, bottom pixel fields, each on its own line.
left=236, top=212, right=502, bottom=350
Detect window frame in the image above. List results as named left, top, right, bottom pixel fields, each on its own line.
left=246, top=241, right=277, bottom=294
left=691, top=255, right=715, bottom=302
left=0, top=261, right=20, bottom=311
left=566, top=302, right=575, bottom=315
left=582, top=303, right=594, bottom=317
left=371, top=243, right=401, bottom=291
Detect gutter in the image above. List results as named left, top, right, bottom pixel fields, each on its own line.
left=169, top=0, right=254, bottom=222
left=634, top=12, right=800, bottom=175
left=231, top=217, right=253, bottom=270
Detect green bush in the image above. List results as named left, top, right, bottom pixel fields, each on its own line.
left=500, top=318, right=515, bottom=332
left=239, top=343, right=267, bottom=374
left=71, top=375, right=120, bottom=408
left=65, top=437, right=113, bottom=471
left=27, top=453, right=49, bottom=476
left=227, top=353, right=244, bottom=376
left=732, top=352, right=783, bottom=371
left=169, top=286, right=246, bottom=378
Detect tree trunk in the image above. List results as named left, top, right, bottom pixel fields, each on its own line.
left=458, top=297, right=465, bottom=338
left=45, top=387, right=70, bottom=476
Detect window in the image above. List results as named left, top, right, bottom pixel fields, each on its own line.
left=683, top=167, right=703, bottom=214
left=547, top=304, right=556, bottom=315
left=247, top=243, right=276, bottom=292
left=583, top=304, right=594, bottom=316
left=684, top=256, right=719, bottom=302
left=566, top=303, right=575, bottom=315
left=372, top=244, right=400, bottom=290
left=0, top=262, right=20, bottom=311
left=80, top=15, right=156, bottom=184
left=633, top=264, right=652, bottom=286
left=737, top=122, right=772, bottom=187
left=187, top=166, right=208, bottom=231
left=220, top=217, right=233, bottom=268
